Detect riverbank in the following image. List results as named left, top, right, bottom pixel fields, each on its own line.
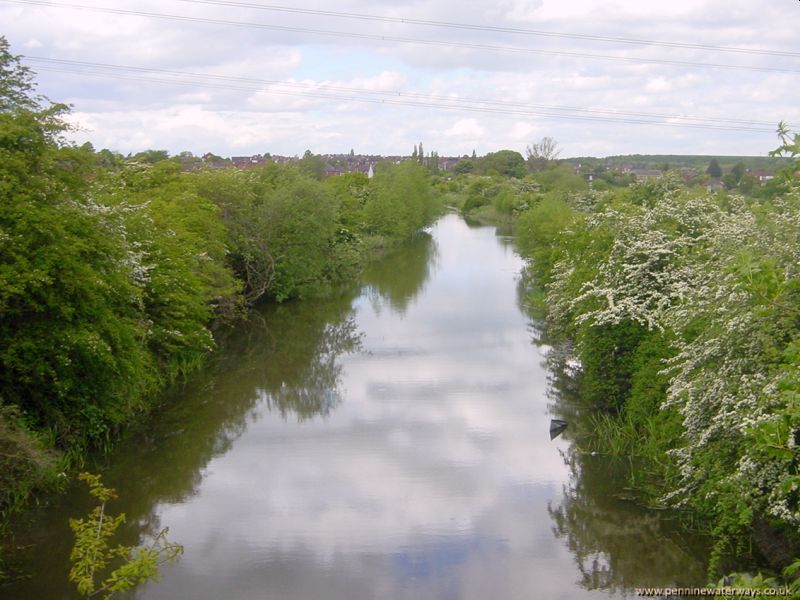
left=511, top=167, right=800, bottom=583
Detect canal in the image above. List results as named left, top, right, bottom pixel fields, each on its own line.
left=1, top=213, right=708, bottom=599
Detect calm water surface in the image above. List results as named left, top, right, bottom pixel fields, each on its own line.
left=2, top=214, right=708, bottom=599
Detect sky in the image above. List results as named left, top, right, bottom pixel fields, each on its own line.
left=1, top=0, right=798, bottom=158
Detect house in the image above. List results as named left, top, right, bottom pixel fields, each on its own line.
left=748, top=170, right=775, bottom=184
left=231, top=155, right=268, bottom=169
left=324, top=163, right=343, bottom=177
left=629, top=168, right=663, bottom=180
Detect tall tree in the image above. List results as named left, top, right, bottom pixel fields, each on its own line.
left=526, top=136, right=561, bottom=172
left=731, top=161, right=746, bottom=184
left=706, top=158, right=722, bottom=178
left=0, top=36, right=40, bottom=111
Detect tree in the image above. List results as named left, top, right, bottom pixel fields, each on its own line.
left=731, top=161, right=746, bottom=184
left=454, top=159, right=474, bottom=174
left=706, top=158, right=722, bottom=178
left=722, top=173, right=739, bottom=190
left=479, top=149, right=527, bottom=178
left=131, top=149, right=169, bottom=164
left=0, top=36, right=40, bottom=111
left=429, top=150, right=440, bottom=174
left=0, top=42, right=155, bottom=446
left=769, top=122, right=800, bottom=181
left=298, top=150, right=326, bottom=180
left=364, top=161, right=437, bottom=241
left=526, top=136, right=561, bottom=172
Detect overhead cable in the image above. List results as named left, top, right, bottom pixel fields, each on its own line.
left=25, top=56, right=781, bottom=128
left=4, top=0, right=800, bottom=75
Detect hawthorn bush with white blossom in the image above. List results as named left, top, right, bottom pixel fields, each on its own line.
left=517, top=151, right=800, bottom=570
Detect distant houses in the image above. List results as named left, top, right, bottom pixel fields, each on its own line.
left=574, top=160, right=779, bottom=190
left=189, top=151, right=461, bottom=176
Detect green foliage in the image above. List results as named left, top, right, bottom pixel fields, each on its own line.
left=475, top=150, right=527, bottom=178
left=706, top=158, right=722, bottom=178
left=259, top=173, right=339, bottom=300
left=454, top=158, right=474, bottom=174
left=298, top=149, right=326, bottom=180
left=716, top=559, right=800, bottom=598
left=364, top=161, right=440, bottom=242
left=0, top=37, right=41, bottom=112
left=0, top=401, right=60, bottom=526
left=770, top=121, right=800, bottom=182
left=0, top=101, right=156, bottom=447
left=69, top=472, right=182, bottom=598
left=130, top=149, right=169, bottom=164
left=577, top=320, right=649, bottom=413
left=533, top=164, right=588, bottom=193
left=93, top=163, right=241, bottom=378
left=515, top=195, right=579, bottom=288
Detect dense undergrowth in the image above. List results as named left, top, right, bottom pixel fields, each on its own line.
left=506, top=147, right=800, bottom=580
left=0, top=39, right=441, bottom=533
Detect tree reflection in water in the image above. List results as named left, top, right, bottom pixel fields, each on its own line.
left=548, top=450, right=708, bottom=593
left=519, top=292, right=710, bottom=593
left=0, top=294, right=363, bottom=599
left=362, top=232, right=438, bottom=315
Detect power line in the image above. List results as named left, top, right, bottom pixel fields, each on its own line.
left=5, top=0, right=800, bottom=75
left=29, top=63, right=776, bottom=133
left=24, top=56, right=781, bottom=128
left=171, top=0, right=800, bottom=59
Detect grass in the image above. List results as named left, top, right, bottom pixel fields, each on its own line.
left=0, top=403, right=63, bottom=524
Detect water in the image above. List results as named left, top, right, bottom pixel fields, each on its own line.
left=1, top=214, right=708, bottom=599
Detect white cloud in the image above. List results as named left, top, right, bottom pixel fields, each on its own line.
left=2, top=0, right=796, bottom=157
left=444, top=118, right=486, bottom=138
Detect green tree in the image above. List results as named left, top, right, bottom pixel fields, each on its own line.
left=0, top=43, right=155, bottom=446
left=478, top=150, right=527, bottom=178
left=364, top=161, right=438, bottom=242
left=259, top=174, right=339, bottom=300
left=0, top=37, right=40, bottom=111
left=731, top=161, right=746, bottom=184
left=298, top=149, right=326, bottom=180
left=131, top=149, right=169, bottom=164
left=454, top=158, right=474, bottom=174
left=706, top=158, right=722, bottom=178
left=769, top=121, right=800, bottom=178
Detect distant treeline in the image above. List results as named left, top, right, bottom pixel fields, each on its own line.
left=0, top=39, right=441, bottom=517
left=566, top=153, right=794, bottom=172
